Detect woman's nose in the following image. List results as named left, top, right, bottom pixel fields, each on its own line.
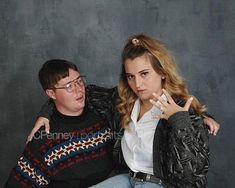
left=135, top=77, right=142, bottom=88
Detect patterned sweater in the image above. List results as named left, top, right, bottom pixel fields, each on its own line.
left=5, top=107, right=114, bottom=188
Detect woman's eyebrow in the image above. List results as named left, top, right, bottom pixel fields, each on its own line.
left=138, top=69, right=150, bottom=73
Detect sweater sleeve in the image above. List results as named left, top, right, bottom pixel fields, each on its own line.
left=4, top=133, right=50, bottom=187
left=167, top=111, right=209, bottom=188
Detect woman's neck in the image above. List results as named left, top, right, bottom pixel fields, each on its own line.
left=137, top=100, right=153, bottom=121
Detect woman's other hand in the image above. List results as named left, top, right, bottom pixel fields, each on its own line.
left=26, top=117, right=50, bottom=144
left=203, top=116, right=220, bottom=136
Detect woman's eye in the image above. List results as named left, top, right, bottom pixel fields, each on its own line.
left=141, top=72, right=149, bottom=77
left=126, top=75, right=134, bottom=80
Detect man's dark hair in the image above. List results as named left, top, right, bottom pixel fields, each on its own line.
left=39, top=59, right=78, bottom=91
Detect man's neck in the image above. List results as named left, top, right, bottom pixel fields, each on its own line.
left=55, top=107, right=84, bottom=116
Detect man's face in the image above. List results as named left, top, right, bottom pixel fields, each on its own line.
left=46, top=68, right=86, bottom=116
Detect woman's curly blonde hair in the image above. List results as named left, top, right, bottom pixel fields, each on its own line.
left=117, top=34, right=206, bottom=128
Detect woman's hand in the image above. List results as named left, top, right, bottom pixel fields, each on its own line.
left=150, top=89, right=193, bottom=120
left=203, top=116, right=220, bottom=136
left=26, top=117, right=50, bottom=144
left=150, top=89, right=220, bottom=136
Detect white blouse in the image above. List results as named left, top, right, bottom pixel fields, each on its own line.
left=121, top=99, right=162, bottom=175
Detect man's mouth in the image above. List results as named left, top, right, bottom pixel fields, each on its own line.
left=76, top=96, right=84, bottom=101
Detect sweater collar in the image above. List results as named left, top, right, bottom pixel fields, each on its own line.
left=52, top=107, right=89, bottom=124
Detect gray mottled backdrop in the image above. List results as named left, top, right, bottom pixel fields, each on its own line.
left=0, top=0, right=234, bottom=187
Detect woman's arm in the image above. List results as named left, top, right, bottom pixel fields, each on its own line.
left=150, top=89, right=209, bottom=186
left=167, top=111, right=209, bottom=187
left=26, top=117, right=50, bottom=143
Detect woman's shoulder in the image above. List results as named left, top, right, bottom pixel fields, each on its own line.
left=85, top=84, right=118, bottom=114
left=86, top=84, right=117, bottom=98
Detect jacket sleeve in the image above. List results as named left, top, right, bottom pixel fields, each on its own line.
left=85, top=85, right=120, bottom=131
left=4, top=133, right=50, bottom=187
left=167, top=111, right=209, bottom=188
left=85, top=85, right=118, bottom=113
left=37, top=99, right=54, bottom=120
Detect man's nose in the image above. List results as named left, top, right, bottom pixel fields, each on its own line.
left=73, top=82, right=83, bottom=93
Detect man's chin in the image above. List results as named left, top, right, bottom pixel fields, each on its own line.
left=76, top=102, right=85, bottom=109
left=73, top=105, right=85, bottom=115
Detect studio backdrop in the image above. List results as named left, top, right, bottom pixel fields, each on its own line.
left=0, top=0, right=234, bottom=187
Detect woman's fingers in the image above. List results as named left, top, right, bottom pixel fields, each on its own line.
left=26, top=128, right=37, bottom=144
left=155, top=114, right=165, bottom=120
left=184, top=97, right=193, bottom=111
left=162, top=89, right=174, bottom=104
left=158, top=96, right=168, bottom=107
left=203, top=117, right=220, bottom=136
left=152, top=92, right=168, bottom=107
left=213, top=120, right=220, bottom=135
left=44, top=121, right=50, bottom=134
left=150, top=98, right=161, bottom=108
left=25, top=117, right=50, bottom=144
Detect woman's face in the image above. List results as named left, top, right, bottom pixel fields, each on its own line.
left=124, top=54, right=163, bottom=103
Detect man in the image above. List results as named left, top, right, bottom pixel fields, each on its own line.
left=5, top=59, right=118, bottom=187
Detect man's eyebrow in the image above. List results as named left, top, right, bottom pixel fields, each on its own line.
left=63, top=76, right=80, bottom=86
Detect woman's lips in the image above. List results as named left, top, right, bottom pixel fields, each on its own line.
left=137, top=89, right=146, bottom=93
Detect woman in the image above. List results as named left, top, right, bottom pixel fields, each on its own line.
left=90, top=34, right=212, bottom=188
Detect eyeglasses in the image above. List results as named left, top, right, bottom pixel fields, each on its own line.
left=49, top=76, right=86, bottom=93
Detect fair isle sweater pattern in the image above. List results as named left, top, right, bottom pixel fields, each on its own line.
left=16, top=156, right=50, bottom=187
left=44, top=127, right=112, bottom=167
left=12, top=126, right=112, bottom=188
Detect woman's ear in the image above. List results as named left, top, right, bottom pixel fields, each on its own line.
left=46, top=89, right=56, bottom=100
left=161, top=74, right=166, bottom=80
